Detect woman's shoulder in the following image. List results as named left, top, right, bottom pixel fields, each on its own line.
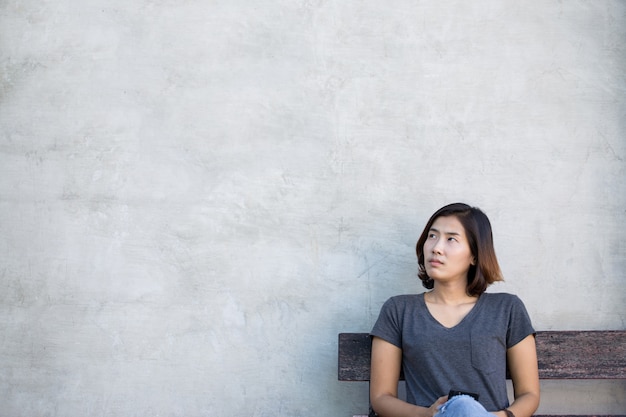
left=481, top=291, right=526, bottom=307
left=375, top=294, right=426, bottom=326
left=381, top=293, right=424, bottom=310
left=386, top=293, right=423, bottom=303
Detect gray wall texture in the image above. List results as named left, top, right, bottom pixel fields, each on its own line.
left=1, top=1, right=625, bottom=416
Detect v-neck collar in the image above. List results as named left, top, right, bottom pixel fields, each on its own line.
left=419, top=292, right=484, bottom=330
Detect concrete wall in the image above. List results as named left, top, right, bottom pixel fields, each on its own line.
left=1, top=1, right=625, bottom=416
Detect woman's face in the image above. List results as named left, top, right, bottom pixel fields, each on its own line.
left=423, top=215, right=475, bottom=284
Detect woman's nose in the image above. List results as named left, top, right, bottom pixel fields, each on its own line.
left=432, top=239, right=444, bottom=254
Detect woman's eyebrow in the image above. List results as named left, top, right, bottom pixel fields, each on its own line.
left=430, top=227, right=461, bottom=236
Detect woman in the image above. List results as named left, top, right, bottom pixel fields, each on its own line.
left=370, top=203, right=539, bottom=417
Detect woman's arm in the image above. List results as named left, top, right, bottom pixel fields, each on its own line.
left=493, top=334, right=540, bottom=417
left=370, top=336, right=447, bottom=417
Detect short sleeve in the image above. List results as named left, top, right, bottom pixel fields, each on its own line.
left=370, top=297, right=403, bottom=348
left=506, top=295, right=535, bottom=348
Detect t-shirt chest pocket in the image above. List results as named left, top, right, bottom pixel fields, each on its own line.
left=470, top=328, right=505, bottom=374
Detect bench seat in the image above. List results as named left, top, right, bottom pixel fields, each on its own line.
left=338, top=330, right=626, bottom=417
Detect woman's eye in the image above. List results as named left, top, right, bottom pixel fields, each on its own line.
left=428, top=233, right=436, bottom=239
left=448, top=237, right=457, bottom=242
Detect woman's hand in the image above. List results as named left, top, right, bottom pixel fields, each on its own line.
left=428, top=396, right=448, bottom=416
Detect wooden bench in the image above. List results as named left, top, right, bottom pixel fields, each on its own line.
left=338, top=331, right=626, bottom=417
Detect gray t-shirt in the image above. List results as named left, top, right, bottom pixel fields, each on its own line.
left=370, top=292, right=535, bottom=411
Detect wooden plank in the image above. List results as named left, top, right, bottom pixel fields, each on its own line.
left=353, top=413, right=626, bottom=416
left=338, top=331, right=626, bottom=381
left=536, top=331, right=626, bottom=379
left=338, top=333, right=372, bottom=381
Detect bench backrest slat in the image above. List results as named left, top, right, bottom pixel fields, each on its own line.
left=338, top=331, right=626, bottom=381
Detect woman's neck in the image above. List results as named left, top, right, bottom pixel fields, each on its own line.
left=426, top=284, right=477, bottom=306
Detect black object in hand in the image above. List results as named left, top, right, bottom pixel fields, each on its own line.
left=448, top=389, right=480, bottom=401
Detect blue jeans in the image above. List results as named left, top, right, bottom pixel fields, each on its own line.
left=435, top=395, right=493, bottom=417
